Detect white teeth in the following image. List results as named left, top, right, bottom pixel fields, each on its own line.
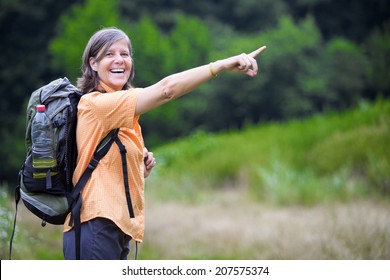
left=111, top=69, right=125, bottom=73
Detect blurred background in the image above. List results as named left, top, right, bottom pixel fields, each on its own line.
left=0, top=0, right=389, bottom=259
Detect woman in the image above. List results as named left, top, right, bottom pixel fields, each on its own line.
left=63, top=27, right=266, bottom=260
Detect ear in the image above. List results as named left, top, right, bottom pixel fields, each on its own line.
left=89, top=57, right=98, bottom=71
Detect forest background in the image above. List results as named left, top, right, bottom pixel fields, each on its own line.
left=0, top=0, right=389, bottom=187
left=0, top=0, right=390, bottom=260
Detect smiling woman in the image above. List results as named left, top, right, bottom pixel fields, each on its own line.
left=63, top=27, right=266, bottom=260
left=89, top=39, right=132, bottom=91
left=77, top=29, right=135, bottom=94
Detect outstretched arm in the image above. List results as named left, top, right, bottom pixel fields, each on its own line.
left=135, top=46, right=266, bottom=115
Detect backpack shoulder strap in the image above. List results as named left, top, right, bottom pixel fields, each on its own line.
left=70, top=128, right=119, bottom=201
left=114, top=137, right=135, bottom=219
left=68, top=128, right=119, bottom=260
left=9, top=184, right=21, bottom=259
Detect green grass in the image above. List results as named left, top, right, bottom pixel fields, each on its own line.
left=148, top=98, right=390, bottom=205
left=0, top=188, right=13, bottom=260
left=1, top=188, right=63, bottom=260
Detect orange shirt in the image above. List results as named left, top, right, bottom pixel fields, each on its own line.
left=64, top=83, right=145, bottom=242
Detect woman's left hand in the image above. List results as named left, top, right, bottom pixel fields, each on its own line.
left=219, top=46, right=267, bottom=77
left=143, top=147, right=157, bottom=178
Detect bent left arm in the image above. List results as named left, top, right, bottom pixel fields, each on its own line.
left=143, top=147, right=156, bottom=178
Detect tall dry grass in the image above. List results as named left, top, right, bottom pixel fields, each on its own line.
left=141, top=189, right=390, bottom=260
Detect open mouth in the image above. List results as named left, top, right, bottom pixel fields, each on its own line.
left=110, top=69, right=125, bottom=74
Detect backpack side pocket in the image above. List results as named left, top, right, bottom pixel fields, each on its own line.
left=21, top=154, right=64, bottom=195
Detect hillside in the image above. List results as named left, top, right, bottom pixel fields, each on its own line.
left=147, top=99, right=390, bottom=205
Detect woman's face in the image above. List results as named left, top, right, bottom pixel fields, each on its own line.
left=90, top=39, right=132, bottom=91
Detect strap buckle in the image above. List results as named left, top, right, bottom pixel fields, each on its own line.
left=88, top=158, right=99, bottom=170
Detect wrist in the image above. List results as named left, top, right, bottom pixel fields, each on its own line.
left=209, top=62, right=218, bottom=77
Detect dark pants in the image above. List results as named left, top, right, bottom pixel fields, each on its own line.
left=63, top=217, right=131, bottom=260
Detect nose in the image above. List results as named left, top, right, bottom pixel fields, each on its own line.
left=113, top=53, right=124, bottom=64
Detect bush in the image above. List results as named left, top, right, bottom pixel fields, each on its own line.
left=148, top=99, right=390, bottom=205
left=0, top=188, right=13, bottom=260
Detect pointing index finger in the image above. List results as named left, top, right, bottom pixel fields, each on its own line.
left=249, top=46, right=267, bottom=58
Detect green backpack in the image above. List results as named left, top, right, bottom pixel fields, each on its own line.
left=18, top=77, right=81, bottom=225
left=9, top=78, right=123, bottom=259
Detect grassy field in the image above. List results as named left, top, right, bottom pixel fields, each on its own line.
left=1, top=98, right=389, bottom=260
left=141, top=193, right=390, bottom=259
left=3, top=190, right=390, bottom=260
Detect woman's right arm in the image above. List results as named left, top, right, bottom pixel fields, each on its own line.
left=135, top=46, right=266, bottom=115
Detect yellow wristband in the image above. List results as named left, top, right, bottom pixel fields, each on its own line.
left=209, top=62, right=217, bottom=77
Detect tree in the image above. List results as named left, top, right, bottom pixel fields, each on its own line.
left=118, top=0, right=287, bottom=32
left=203, top=16, right=327, bottom=130
left=50, top=0, right=123, bottom=84
left=129, top=14, right=212, bottom=146
left=0, top=0, right=81, bottom=187
left=287, top=0, right=390, bottom=42
left=126, top=16, right=173, bottom=87
left=323, top=38, right=369, bottom=109
left=364, top=20, right=390, bottom=98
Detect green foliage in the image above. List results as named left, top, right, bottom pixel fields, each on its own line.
left=125, top=12, right=211, bottom=83
left=118, top=0, right=288, bottom=32
left=204, top=16, right=327, bottom=131
left=169, top=14, right=210, bottom=71
left=127, top=13, right=212, bottom=146
left=50, top=0, right=123, bottom=83
left=0, top=188, right=13, bottom=259
left=253, top=160, right=366, bottom=206
left=1, top=108, right=28, bottom=181
left=148, top=99, right=390, bottom=205
left=365, top=20, right=390, bottom=96
left=307, top=100, right=390, bottom=195
left=323, top=38, right=369, bottom=108
left=261, top=16, right=326, bottom=117
left=287, top=0, right=390, bottom=42
left=0, top=186, right=64, bottom=260
left=126, top=16, right=172, bottom=86
left=0, top=0, right=81, bottom=186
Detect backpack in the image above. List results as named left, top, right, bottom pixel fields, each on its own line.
left=19, top=77, right=81, bottom=225
left=9, top=77, right=127, bottom=259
